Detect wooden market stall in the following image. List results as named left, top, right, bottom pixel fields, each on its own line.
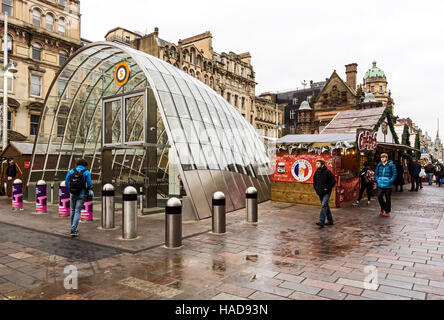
left=271, top=133, right=362, bottom=208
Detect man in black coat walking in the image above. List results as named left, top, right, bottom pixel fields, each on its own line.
left=313, top=159, right=336, bottom=228
left=408, top=158, right=421, bottom=192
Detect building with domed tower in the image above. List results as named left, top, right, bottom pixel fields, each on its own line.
left=363, top=61, right=394, bottom=110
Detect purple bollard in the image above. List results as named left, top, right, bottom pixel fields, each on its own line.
left=58, top=181, right=70, bottom=217
left=12, top=179, right=23, bottom=211
left=36, top=180, right=47, bottom=213
left=81, top=196, right=93, bottom=221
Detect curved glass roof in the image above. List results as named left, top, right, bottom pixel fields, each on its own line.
left=28, top=42, right=270, bottom=216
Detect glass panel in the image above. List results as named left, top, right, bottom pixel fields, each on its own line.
left=104, top=99, right=121, bottom=144
left=125, top=94, right=144, bottom=143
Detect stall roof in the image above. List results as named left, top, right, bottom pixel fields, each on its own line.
left=276, top=133, right=357, bottom=144
left=1, top=141, right=60, bottom=156
left=321, top=107, right=385, bottom=134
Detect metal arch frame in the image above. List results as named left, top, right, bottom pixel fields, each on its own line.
left=29, top=41, right=270, bottom=219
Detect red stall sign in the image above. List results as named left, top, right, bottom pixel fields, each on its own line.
left=271, top=154, right=340, bottom=184
left=357, top=129, right=377, bottom=152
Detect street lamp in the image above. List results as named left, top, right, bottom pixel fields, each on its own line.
left=1, top=12, right=17, bottom=151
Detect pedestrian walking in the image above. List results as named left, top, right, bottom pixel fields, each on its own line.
left=65, top=159, right=93, bottom=237
left=425, top=161, right=435, bottom=185
left=375, top=153, right=397, bottom=217
left=354, top=162, right=374, bottom=206
left=435, top=161, right=444, bottom=187
left=313, top=159, right=336, bottom=228
left=394, top=160, right=405, bottom=192
left=408, top=158, right=421, bottom=192
left=0, top=158, right=8, bottom=196
left=5, top=160, right=20, bottom=197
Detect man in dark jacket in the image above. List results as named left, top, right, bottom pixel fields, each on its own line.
left=435, top=161, right=444, bottom=187
left=408, top=158, right=421, bottom=192
left=425, top=161, right=435, bottom=185
left=375, top=153, right=397, bottom=217
left=5, top=160, right=18, bottom=197
left=313, top=159, right=336, bottom=228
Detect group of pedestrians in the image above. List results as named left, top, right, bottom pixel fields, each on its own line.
left=312, top=152, right=444, bottom=228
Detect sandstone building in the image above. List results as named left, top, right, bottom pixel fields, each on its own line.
left=105, top=27, right=282, bottom=138
left=0, top=0, right=82, bottom=148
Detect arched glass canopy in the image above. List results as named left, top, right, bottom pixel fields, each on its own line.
left=29, top=42, right=270, bottom=220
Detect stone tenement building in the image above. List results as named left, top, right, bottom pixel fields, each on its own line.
left=0, top=0, right=82, bottom=146
left=313, top=61, right=394, bottom=133
left=105, top=27, right=282, bottom=138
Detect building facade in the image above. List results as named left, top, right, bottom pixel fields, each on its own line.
left=363, top=61, right=394, bottom=109
left=105, top=27, right=282, bottom=138
left=254, top=93, right=283, bottom=138
left=0, top=0, right=82, bottom=148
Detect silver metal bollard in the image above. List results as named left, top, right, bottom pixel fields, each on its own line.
left=102, top=184, right=115, bottom=229
left=50, top=183, right=54, bottom=204
left=246, top=187, right=258, bottom=223
left=138, top=186, right=143, bottom=216
left=212, top=191, right=226, bottom=234
left=165, top=197, right=182, bottom=248
left=122, top=186, right=138, bottom=239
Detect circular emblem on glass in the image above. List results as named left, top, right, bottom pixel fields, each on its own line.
left=291, top=159, right=313, bottom=182
left=114, top=62, right=130, bottom=86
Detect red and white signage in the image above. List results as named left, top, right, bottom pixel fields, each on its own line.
left=357, top=129, right=377, bottom=151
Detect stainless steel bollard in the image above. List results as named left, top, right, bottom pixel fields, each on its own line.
left=165, top=197, right=182, bottom=248
left=138, top=186, right=143, bottom=216
left=212, top=191, right=226, bottom=234
left=122, top=186, right=137, bottom=239
left=102, top=184, right=115, bottom=229
left=246, top=187, right=258, bottom=223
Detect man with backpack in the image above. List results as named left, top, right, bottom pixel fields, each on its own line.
left=375, top=153, right=397, bottom=217
left=65, top=159, right=93, bottom=237
left=354, top=162, right=374, bottom=206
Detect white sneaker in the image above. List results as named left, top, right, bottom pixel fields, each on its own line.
left=353, top=201, right=359, bottom=206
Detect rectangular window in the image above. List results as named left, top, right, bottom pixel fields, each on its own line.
left=7, top=111, right=12, bottom=130
left=290, top=110, right=296, bottom=120
left=30, top=114, right=40, bottom=135
left=2, top=0, right=13, bottom=16
left=57, top=117, right=66, bottom=137
left=241, top=97, right=245, bottom=109
left=0, top=76, right=13, bottom=92
left=58, top=80, right=67, bottom=100
left=371, top=86, right=375, bottom=93
left=379, top=86, right=383, bottom=94
left=30, top=75, right=42, bottom=97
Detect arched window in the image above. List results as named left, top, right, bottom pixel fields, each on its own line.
left=190, top=69, right=195, bottom=77
left=196, top=55, right=201, bottom=67
left=46, top=13, right=54, bottom=31
left=196, top=71, right=200, bottom=80
left=204, top=75, right=208, bottom=85
left=1, top=34, right=12, bottom=53
left=183, top=66, right=188, bottom=73
left=183, top=50, right=188, bottom=62
left=190, top=48, right=195, bottom=64
left=59, top=50, right=68, bottom=66
left=58, top=17, right=66, bottom=36
left=32, top=8, right=41, bottom=27
left=2, top=0, right=13, bottom=16
left=210, top=77, right=214, bottom=88
left=32, top=42, right=42, bottom=60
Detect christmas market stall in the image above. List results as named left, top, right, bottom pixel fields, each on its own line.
left=271, top=133, right=363, bottom=208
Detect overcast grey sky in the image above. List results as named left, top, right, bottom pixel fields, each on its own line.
left=82, top=0, right=444, bottom=141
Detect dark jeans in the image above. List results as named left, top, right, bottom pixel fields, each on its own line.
left=358, top=182, right=373, bottom=201
left=70, top=194, right=84, bottom=233
left=318, top=192, right=333, bottom=224
left=377, top=188, right=392, bottom=213
left=410, top=175, right=420, bottom=191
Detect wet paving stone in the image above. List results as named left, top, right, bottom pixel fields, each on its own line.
left=0, top=185, right=444, bottom=300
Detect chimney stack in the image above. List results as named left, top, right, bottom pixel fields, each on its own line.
left=154, top=27, right=159, bottom=38
left=345, top=63, right=358, bottom=91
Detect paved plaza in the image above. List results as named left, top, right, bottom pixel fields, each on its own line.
left=0, top=185, right=444, bottom=300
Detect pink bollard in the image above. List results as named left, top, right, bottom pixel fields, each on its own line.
left=12, top=179, right=23, bottom=211
left=81, top=196, right=93, bottom=221
left=36, top=180, right=47, bottom=213
left=58, top=181, right=70, bottom=217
